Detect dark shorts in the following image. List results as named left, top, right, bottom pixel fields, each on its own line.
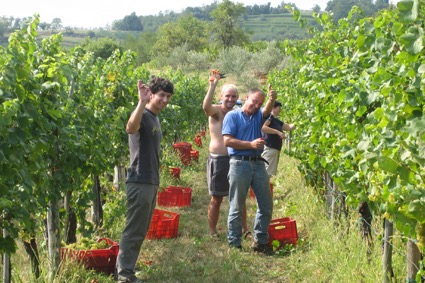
left=207, top=154, right=230, bottom=196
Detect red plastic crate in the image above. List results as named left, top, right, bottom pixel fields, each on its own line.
left=249, top=182, right=274, bottom=199
left=60, top=238, right=119, bottom=274
left=157, top=186, right=192, bottom=207
left=168, top=166, right=181, bottom=179
left=190, top=150, right=199, bottom=162
left=194, top=135, right=202, bottom=147
left=268, top=217, right=298, bottom=249
left=173, top=142, right=192, bottom=165
left=146, top=209, right=180, bottom=240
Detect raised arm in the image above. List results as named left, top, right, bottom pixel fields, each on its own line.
left=126, top=80, right=151, bottom=134
left=262, top=84, right=277, bottom=118
left=202, top=72, right=221, bottom=117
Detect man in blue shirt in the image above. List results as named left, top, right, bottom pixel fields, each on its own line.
left=222, top=85, right=276, bottom=255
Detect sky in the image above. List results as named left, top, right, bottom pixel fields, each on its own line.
left=2, top=0, right=333, bottom=29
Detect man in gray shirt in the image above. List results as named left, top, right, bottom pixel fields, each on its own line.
left=116, top=76, right=174, bottom=283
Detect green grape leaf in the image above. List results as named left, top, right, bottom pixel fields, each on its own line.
left=408, top=199, right=425, bottom=221
left=399, top=26, right=424, bottom=54
left=397, top=0, right=418, bottom=21
left=377, top=156, right=399, bottom=174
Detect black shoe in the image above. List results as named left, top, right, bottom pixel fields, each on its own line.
left=229, top=244, right=242, bottom=250
left=252, top=242, right=275, bottom=256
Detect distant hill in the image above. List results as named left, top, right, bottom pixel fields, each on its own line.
left=1, top=1, right=390, bottom=48
left=242, top=12, right=314, bottom=41
left=0, top=11, right=316, bottom=49
left=139, top=8, right=315, bottom=42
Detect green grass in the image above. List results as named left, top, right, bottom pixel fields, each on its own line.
left=6, top=135, right=411, bottom=282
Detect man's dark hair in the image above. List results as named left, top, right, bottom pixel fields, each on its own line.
left=149, top=76, right=174, bottom=95
left=274, top=101, right=282, bottom=108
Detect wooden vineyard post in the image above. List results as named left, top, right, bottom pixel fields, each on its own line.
left=3, top=226, right=11, bottom=283
left=113, top=165, right=126, bottom=190
left=324, top=172, right=335, bottom=220
left=92, top=175, right=103, bottom=228
left=357, top=201, right=373, bottom=260
left=47, top=199, right=61, bottom=282
left=406, top=239, right=421, bottom=283
left=382, top=219, right=394, bottom=283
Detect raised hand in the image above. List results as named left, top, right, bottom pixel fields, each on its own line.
left=137, top=80, right=151, bottom=104
left=209, top=69, right=225, bottom=83
left=268, top=84, right=277, bottom=101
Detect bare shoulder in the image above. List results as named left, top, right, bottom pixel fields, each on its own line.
left=209, top=104, right=224, bottom=120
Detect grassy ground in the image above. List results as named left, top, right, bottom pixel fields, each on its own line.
left=7, top=135, right=409, bottom=282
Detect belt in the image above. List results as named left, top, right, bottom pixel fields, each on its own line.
left=230, top=155, right=269, bottom=165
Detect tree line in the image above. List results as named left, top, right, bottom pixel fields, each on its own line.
left=0, top=0, right=390, bottom=37
left=113, top=0, right=390, bottom=32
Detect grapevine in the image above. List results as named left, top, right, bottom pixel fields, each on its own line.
left=0, top=15, right=208, bottom=262
left=268, top=1, right=425, bottom=247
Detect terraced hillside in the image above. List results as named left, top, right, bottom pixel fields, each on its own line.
left=242, top=12, right=315, bottom=41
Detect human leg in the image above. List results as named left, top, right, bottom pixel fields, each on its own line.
left=242, top=203, right=254, bottom=240
left=116, top=183, right=157, bottom=280
left=207, top=154, right=229, bottom=236
left=208, top=195, right=224, bottom=235
left=250, top=162, right=273, bottom=245
left=242, top=204, right=249, bottom=233
left=227, top=159, right=251, bottom=247
left=261, top=146, right=280, bottom=176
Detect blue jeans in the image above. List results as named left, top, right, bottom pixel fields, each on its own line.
left=227, top=159, right=272, bottom=247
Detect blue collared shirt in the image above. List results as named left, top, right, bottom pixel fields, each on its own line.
left=222, top=108, right=266, bottom=156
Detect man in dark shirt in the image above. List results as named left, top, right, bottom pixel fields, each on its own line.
left=116, top=77, right=174, bottom=283
left=261, top=101, right=296, bottom=177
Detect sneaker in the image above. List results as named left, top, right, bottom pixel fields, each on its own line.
left=117, top=275, right=145, bottom=283
left=252, top=242, right=275, bottom=256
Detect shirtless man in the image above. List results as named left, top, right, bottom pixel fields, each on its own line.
left=203, top=72, right=249, bottom=239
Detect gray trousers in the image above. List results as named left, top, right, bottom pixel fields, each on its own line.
left=116, top=182, right=158, bottom=280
